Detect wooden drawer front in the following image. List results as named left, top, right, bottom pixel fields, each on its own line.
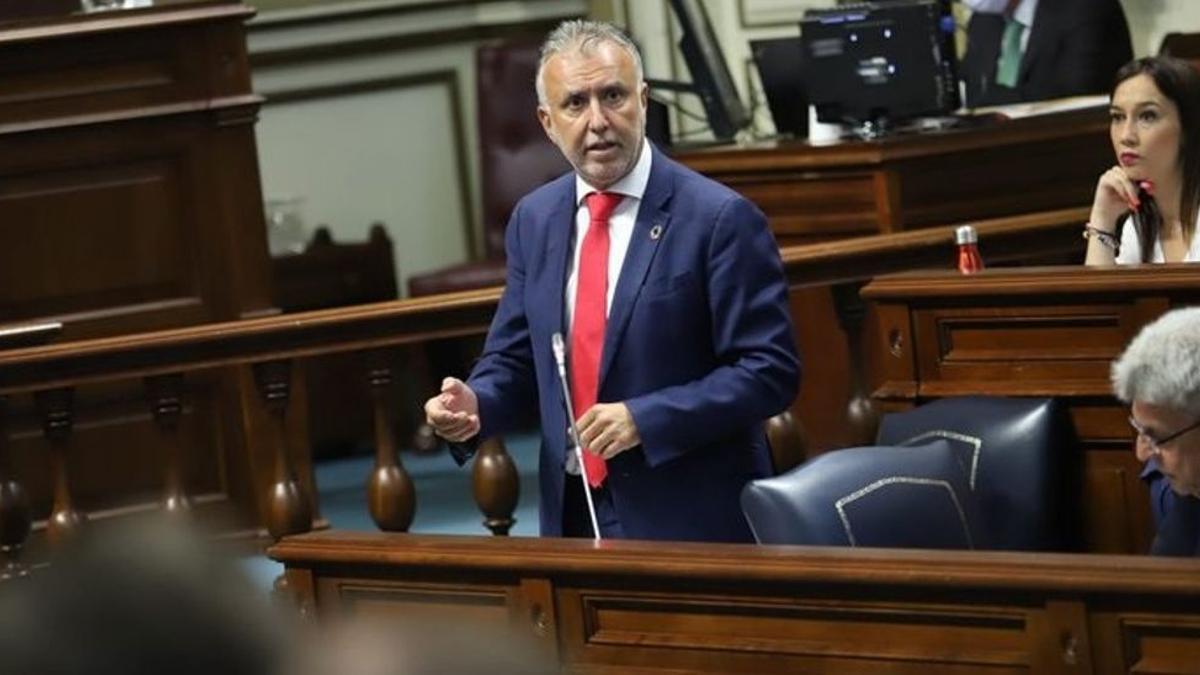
left=896, top=137, right=1108, bottom=228
left=560, top=588, right=1036, bottom=674
left=0, top=20, right=249, bottom=129
left=718, top=171, right=881, bottom=240
left=328, top=580, right=515, bottom=625
left=911, top=305, right=1134, bottom=396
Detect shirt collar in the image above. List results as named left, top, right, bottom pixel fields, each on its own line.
left=575, top=138, right=653, bottom=206
left=1012, top=0, right=1037, bottom=27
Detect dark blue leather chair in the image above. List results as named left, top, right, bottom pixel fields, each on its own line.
left=740, top=440, right=985, bottom=549
left=875, top=396, right=1077, bottom=551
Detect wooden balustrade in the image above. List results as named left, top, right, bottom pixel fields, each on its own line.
left=0, top=396, right=30, bottom=580
left=0, top=209, right=1088, bottom=568
left=145, top=374, right=192, bottom=515
left=0, top=289, right=502, bottom=567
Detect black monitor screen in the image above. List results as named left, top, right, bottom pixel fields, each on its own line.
left=801, top=0, right=958, bottom=131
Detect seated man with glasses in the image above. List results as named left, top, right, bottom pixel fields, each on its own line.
left=1113, top=307, right=1200, bottom=556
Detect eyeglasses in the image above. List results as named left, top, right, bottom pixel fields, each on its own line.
left=1128, top=414, right=1200, bottom=457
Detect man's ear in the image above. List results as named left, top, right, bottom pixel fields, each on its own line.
left=640, top=81, right=649, bottom=110
left=537, top=106, right=555, bottom=142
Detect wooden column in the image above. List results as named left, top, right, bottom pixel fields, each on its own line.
left=145, top=374, right=192, bottom=515
left=0, top=396, right=31, bottom=581
left=365, top=354, right=415, bottom=532
left=830, top=281, right=880, bottom=446
left=252, top=361, right=312, bottom=540
left=472, top=437, right=518, bottom=536
left=36, top=388, right=85, bottom=548
left=764, top=411, right=807, bottom=475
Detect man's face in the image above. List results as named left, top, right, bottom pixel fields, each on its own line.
left=537, top=41, right=648, bottom=190
left=1131, top=400, right=1200, bottom=497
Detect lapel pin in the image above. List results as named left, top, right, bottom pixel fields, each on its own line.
left=649, top=224, right=663, bottom=241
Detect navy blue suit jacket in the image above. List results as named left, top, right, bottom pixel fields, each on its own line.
left=1152, top=494, right=1200, bottom=558
left=960, top=0, right=1132, bottom=107
left=463, top=144, right=800, bottom=542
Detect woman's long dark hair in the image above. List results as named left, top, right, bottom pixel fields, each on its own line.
left=1111, top=57, right=1200, bottom=262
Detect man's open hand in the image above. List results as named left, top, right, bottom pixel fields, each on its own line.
left=424, top=377, right=480, bottom=442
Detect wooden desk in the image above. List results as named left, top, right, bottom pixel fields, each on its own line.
left=676, top=108, right=1110, bottom=245
left=862, top=265, right=1200, bottom=554
left=0, top=1, right=298, bottom=547
left=271, top=531, right=1200, bottom=674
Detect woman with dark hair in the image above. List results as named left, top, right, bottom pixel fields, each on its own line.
left=1085, top=56, right=1200, bottom=265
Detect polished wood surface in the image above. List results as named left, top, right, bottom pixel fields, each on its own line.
left=676, top=108, right=1109, bottom=245
left=271, top=531, right=1200, bottom=674
left=784, top=207, right=1088, bottom=453
left=679, top=112, right=1107, bottom=450
left=0, top=212, right=1101, bottom=561
left=863, top=265, right=1200, bottom=554
left=0, top=1, right=289, bottom=550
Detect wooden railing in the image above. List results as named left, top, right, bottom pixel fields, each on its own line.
left=0, top=289, right=500, bottom=577
left=0, top=208, right=1088, bottom=576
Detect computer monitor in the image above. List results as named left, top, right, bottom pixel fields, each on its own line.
left=654, top=0, right=750, bottom=141
left=801, top=0, right=959, bottom=137
left=750, top=36, right=808, bottom=139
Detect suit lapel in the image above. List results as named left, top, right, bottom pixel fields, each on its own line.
left=598, top=148, right=673, bottom=390
left=545, top=182, right=576, bottom=339
left=1017, top=1, right=1052, bottom=83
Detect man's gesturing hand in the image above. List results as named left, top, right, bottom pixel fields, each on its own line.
left=424, top=377, right=480, bottom=442
left=577, top=402, right=640, bottom=459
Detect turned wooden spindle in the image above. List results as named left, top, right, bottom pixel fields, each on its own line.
left=36, top=388, right=86, bottom=548
left=253, top=361, right=312, bottom=540
left=765, top=410, right=809, bottom=474
left=364, top=357, right=415, bottom=531
left=144, top=374, right=193, bottom=515
left=0, top=396, right=31, bottom=581
left=472, top=437, right=518, bottom=536
left=830, top=281, right=881, bottom=446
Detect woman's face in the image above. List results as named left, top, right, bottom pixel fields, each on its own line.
left=1110, top=73, right=1183, bottom=186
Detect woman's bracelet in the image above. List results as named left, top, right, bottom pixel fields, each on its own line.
left=1082, top=224, right=1120, bottom=256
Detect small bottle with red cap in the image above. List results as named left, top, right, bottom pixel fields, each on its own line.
left=955, top=225, right=984, bottom=275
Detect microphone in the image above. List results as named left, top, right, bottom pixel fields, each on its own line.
left=551, top=332, right=602, bottom=540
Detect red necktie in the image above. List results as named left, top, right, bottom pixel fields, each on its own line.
left=571, top=191, right=622, bottom=487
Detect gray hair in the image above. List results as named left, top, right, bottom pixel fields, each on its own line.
left=535, top=20, right=644, bottom=107
left=1112, top=307, right=1200, bottom=414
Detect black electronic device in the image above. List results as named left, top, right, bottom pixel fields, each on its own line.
left=750, top=36, right=808, bottom=139
left=801, top=0, right=959, bottom=138
left=648, top=0, right=750, bottom=142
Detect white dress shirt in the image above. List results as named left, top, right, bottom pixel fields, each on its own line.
left=1116, top=213, right=1200, bottom=264
left=564, top=139, right=653, bottom=335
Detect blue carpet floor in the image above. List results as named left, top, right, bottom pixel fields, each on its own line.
left=242, top=431, right=540, bottom=587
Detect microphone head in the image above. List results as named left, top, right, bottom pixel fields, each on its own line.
left=551, top=332, right=566, bottom=365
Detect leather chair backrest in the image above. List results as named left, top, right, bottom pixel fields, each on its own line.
left=740, top=440, right=984, bottom=549
left=876, top=396, right=1077, bottom=551
left=477, top=39, right=570, bottom=259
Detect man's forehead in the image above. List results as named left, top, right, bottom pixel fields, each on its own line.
left=547, top=43, right=633, bottom=76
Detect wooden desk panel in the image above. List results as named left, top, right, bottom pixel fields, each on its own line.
left=676, top=108, right=1110, bottom=245
left=271, top=532, right=1200, bottom=674
left=862, top=265, right=1200, bottom=553
left=0, top=2, right=293, bottom=548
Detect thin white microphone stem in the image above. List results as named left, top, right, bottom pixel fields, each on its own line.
left=551, top=332, right=602, bottom=541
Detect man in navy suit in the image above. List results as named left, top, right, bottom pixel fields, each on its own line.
left=959, top=0, right=1132, bottom=107
left=424, top=20, right=800, bottom=542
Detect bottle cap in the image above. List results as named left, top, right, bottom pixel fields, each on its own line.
left=955, top=225, right=978, bottom=245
